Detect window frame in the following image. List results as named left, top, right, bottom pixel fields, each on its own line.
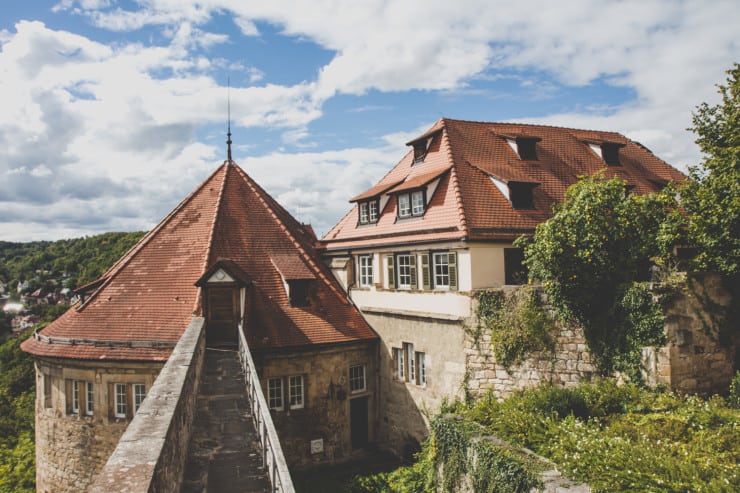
left=85, top=382, right=94, bottom=416
left=411, top=190, right=425, bottom=216
left=416, top=352, right=427, bottom=387
left=268, top=377, right=284, bottom=411
left=358, top=199, right=380, bottom=225
left=396, top=254, right=412, bottom=289
left=349, top=365, right=366, bottom=394
left=405, top=343, right=415, bottom=383
left=397, top=190, right=425, bottom=219
left=432, top=252, right=450, bottom=288
left=358, top=255, right=373, bottom=287
left=133, top=383, right=146, bottom=413
left=71, top=380, right=80, bottom=414
left=397, top=193, right=411, bottom=218
left=288, top=375, right=304, bottom=410
left=394, top=347, right=405, bottom=381
left=114, top=383, right=127, bottom=419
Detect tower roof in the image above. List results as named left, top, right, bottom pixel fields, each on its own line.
left=22, top=161, right=376, bottom=361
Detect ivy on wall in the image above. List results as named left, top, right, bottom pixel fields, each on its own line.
left=473, top=287, right=555, bottom=368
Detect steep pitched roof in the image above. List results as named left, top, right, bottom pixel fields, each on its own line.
left=321, top=118, right=685, bottom=249
left=22, top=161, right=376, bottom=361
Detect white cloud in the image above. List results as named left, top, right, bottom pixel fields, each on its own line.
left=1, top=1, right=738, bottom=241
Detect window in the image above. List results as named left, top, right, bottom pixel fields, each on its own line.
left=398, top=191, right=425, bottom=218
left=133, top=384, right=146, bottom=413
left=504, top=248, right=528, bottom=285
left=71, top=380, right=80, bottom=414
left=288, top=375, right=304, bottom=409
left=397, top=254, right=412, bottom=288
left=433, top=252, right=450, bottom=287
left=413, top=141, right=427, bottom=163
left=359, top=255, right=373, bottom=287
left=398, top=194, right=411, bottom=218
left=509, top=183, right=536, bottom=209
left=349, top=365, right=366, bottom=393
left=394, top=343, right=427, bottom=386
left=43, top=374, right=52, bottom=408
left=421, top=251, right=457, bottom=290
left=288, top=279, right=310, bottom=307
left=86, top=382, right=94, bottom=416
left=516, top=137, right=539, bottom=160
left=416, top=352, right=426, bottom=386
left=358, top=199, right=380, bottom=224
left=405, top=343, right=415, bottom=383
left=411, top=190, right=424, bottom=215
left=601, top=143, right=621, bottom=166
left=114, top=383, right=127, bottom=418
left=393, top=348, right=405, bottom=380
left=368, top=200, right=379, bottom=222
left=268, top=378, right=283, bottom=411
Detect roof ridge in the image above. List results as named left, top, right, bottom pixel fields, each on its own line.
left=197, top=161, right=231, bottom=313
left=232, top=165, right=349, bottom=303
left=76, top=164, right=229, bottom=312
left=442, top=117, right=628, bottom=137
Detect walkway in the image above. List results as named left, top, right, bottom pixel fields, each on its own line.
left=182, top=347, right=271, bottom=493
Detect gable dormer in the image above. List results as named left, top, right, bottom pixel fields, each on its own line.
left=406, top=128, right=442, bottom=165
left=271, top=254, right=316, bottom=307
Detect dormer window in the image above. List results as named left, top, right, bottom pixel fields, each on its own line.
left=398, top=190, right=425, bottom=218
left=287, top=279, right=310, bottom=307
left=601, top=143, right=621, bottom=166
left=587, top=141, right=624, bottom=166
left=509, top=182, right=536, bottom=209
left=413, top=141, right=427, bottom=164
left=358, top=199, right=379, bottom=225
left=516, top=137, right=539, bottom=160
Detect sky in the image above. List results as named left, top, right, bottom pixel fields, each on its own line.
left=0, top=1, right=738, bottom=242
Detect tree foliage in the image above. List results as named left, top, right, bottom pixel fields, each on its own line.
left=682, top=63, right=740, bottom=280
left=0, top=231, right=145, bottom=290
left=517, top=174, right=680, bottom=375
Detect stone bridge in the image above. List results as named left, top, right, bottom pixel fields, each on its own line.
left=87, top=318, right=294, bottom=493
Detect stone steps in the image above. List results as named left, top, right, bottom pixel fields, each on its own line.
left=181, top=348, right=271, bottom=493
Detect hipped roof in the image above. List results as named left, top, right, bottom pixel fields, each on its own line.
left=22, top=161, right=376, bottom=362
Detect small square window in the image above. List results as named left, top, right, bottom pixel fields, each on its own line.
left=268, top=378, right=283, bottom=411
left=349, top=365, right=366, bottom=393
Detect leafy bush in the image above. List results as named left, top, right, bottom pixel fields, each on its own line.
left=728, top=371, right=740, bottom=409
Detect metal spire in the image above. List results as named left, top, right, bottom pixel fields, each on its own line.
left=226, top=77, right=233, bottom=162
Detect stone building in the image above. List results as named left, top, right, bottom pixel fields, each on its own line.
left=21, top=159, right=378, bottom=491
left=319, top=118, right=713, bottom=454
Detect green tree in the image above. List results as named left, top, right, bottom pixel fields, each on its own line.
left=517, top=175, right=680, bottom=375
left=683, top=63, right=740, bottom=280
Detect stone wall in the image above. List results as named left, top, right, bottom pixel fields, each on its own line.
left=87, top=317, right=206, bottom=493
left=465, top=322, right=596, bottom=400
left=254, top=341, right=378, bottom=468
left=34, top=359, right=162, bottom=492
left=363, top=308, right=468, bottom=458
left=645, top=274, right=736, bottom=394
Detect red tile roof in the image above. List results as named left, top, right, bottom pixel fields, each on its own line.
left=22, top=161, right=377, bottom=361
left=321, top=118, right=685, bottom=249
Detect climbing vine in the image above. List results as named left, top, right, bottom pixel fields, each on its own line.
left=517, top=174, right=681, bottom=379
left=474, top=287, right=555, bottom=368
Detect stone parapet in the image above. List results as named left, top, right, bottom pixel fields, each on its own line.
left=87, top=317, right=206, bottom=493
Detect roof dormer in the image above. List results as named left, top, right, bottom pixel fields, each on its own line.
left=406, top=128, right=442, bottom=165
left=489, top=175, right=539, bottom=210
left=271, top=254, right=316, bottom=307
left=585, top=140, right=625, bottom=166
left=501, top=134, right=541, bottom=161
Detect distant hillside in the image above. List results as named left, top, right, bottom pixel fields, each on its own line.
left=0, top=231, right=146, bottom=294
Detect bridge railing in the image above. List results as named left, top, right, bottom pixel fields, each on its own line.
left=237, top=327, right=295, bottom=493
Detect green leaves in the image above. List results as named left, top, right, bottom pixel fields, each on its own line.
left=518, top=174, right=679, bottom=376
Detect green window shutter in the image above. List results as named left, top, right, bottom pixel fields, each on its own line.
left=387, top=255, right=395, bottom=289
left=409, top=254, right=418, bottom=290
left=420, top=252, right=431, bottom=290
left=448, top=251, right=458, bottom=291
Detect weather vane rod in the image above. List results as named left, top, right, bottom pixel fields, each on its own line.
left=227, top=77, right=233, bottom=162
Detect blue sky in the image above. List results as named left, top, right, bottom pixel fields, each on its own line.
left=0, top=0, right=738, bottom=241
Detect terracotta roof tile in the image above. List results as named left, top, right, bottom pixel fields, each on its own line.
left=22, top=161, right=377, bottom=361
left=321, top=118, right=685, bottom=248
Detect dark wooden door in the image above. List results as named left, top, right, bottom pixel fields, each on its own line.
left=206, top=287, right=237, bottom=347
left=350, top=396, right=369, bottom=449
